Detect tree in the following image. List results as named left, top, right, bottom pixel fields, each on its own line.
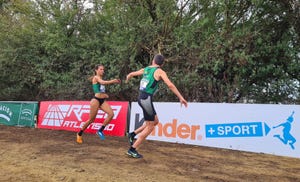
left=0, top=0, right=299, bottom=104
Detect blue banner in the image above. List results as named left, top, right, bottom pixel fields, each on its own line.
left=206, top=122, right=265, bottom=138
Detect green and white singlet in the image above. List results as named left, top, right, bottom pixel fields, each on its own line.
left=139, top=66, right=160, bottom=95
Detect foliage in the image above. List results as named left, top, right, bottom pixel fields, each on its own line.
left=0, top=0, right=299, bottom=104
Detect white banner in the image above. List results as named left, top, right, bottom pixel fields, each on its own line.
left=129, top=102, right=300, bottom=158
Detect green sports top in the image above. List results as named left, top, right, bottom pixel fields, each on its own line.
left=93, top=83, right=105, bottom=93
left=139, top=66, right=160, bottom=95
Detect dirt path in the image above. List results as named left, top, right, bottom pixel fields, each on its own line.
left=0, top=125, right=300, bottom=182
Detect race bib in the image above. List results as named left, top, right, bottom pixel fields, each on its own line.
left=139, top=78, right=149, bottom=90
left=100, top=85, right=105, bottom=92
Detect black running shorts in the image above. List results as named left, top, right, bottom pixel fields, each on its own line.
left=93, top=96, right=105, bottom=106
left=138, top=91, right=156, bottom=121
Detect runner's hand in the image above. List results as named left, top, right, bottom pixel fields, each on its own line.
left=180, top=98, right=188, bottom=108
left=125, top=75, right=131, bottom=83
left=114, top=79, right=121, bottom=84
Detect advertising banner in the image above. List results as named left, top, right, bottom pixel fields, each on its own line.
left=38, top=101, right=128, bottom=137
left=129, top=102, right=300, bottom=158
left=0, top=101, right=38, bottom=127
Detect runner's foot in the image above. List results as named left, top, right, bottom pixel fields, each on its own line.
left=126, top=148, right=143, bottom=158
left=76, top=133, right=83, bottom=144
left=96, top=130, right=105, bottom=140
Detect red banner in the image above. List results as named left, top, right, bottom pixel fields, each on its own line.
left=37, top=101, right=128, bottom=137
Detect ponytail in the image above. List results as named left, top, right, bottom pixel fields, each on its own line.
left=88, top=76, right=93, bottom=82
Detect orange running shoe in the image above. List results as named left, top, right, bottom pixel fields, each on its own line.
left=76, top=133, right=83, bottom=144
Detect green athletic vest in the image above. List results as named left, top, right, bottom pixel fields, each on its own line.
left=93, top=83, right=105, bottom=93
left=139, top=66, right=160, bottom=94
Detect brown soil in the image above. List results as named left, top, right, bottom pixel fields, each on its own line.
left=0, top=125, right=300, bottom=182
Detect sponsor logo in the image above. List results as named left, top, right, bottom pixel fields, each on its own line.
left=205, top=111, right=297, bottom=150
left=0, top=105, right=13, bottom=122
left=205, top=122, right=270, bottom=138
left=20, top=109, right=33, bottom=121
left=272, top=111, right=296, bottom=150
left=152, top=119, right=201, bottom=140
left=41, top=104, right=122, bottom=131
left=134, top=113, right=202, bottom=140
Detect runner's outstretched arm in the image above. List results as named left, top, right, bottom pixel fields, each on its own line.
left=126, top=69, right=144, bottom=83
left=159, top=70, right=188, bottom=107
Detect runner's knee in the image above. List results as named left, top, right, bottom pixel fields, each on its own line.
left=107, top=112, right=114, bottom=120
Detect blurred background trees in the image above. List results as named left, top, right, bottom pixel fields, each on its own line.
left=0, top=0, right=299, bottom=104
